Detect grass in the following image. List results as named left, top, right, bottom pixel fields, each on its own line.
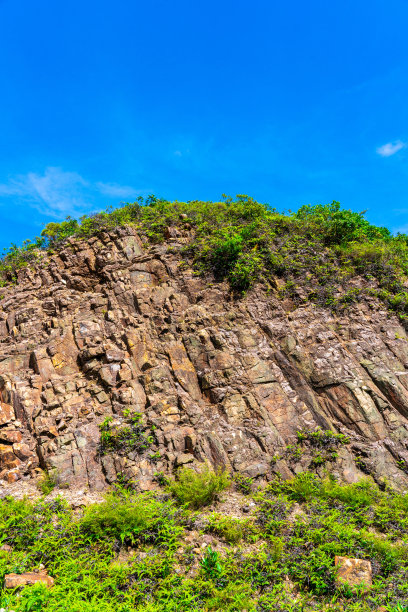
left=3, top=196, right=408, bottom=325
left=1, top=474, right=408, bottom=610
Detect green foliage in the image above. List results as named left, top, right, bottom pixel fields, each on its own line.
left=199, top=546, right=222, bottom=578
left=288, top=429, right=350, bottom=468
left=294, top=201, right=391, bottom=245
left=2, top=478, right=408, bottom=610
left=36, top=469, right=60, bottom=495
left=3, top=195, right=408, bottom=324
left=19, top=582, right=51, bottom=611
left=41, top=217, right=79, bottom=243
left=168, top=464, right=230, bottom=508
left=204, top=513, right=259, bottom=543
left=98, top=410, right=154, bottom=457
left=233, top=472, right=253, bottom=495
left=80, top=490, right=182, bottom=548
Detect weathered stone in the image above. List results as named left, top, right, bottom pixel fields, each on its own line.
left=4, top=572, right=55, bottom=588
left=0, top=430, right=22, bottom=444
left=175, top=452, right=194, bottom=466
left=5, top=469, right=20, bottom=483
left=0, top=445, right=20, bottom=469
left=167, top=343, right=201, bottom=401
left=0, top=402, right=14, bottom=426
left=30, top=350, right=55, bottom=383
left=335, top=556, right=372, bottom=589
left=0, top=224, right=407, bottom=494
left=237, top=462, right=269, bottom=478
left=105, top=348, right=125, bottom=363
left=100, top=364, right=120, bottom=387
left=12, top=443, right=32, bottom=461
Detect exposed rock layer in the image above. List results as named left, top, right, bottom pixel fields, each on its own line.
left=1, top=226, right=408, bottom=490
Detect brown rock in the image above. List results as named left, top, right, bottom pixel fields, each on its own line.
left=167, top=343, right=201, bottom=401
left=0, top=445, right=20, bottom=469
left=6, top=469, right=20, bottom=483
left=0, top=429, right=22, bottom=444
left=175, top=452, right=194, bottom=466
left=30, top=349, right=55, bottom=383
left=0, top=402, right=14, bottom=426
left=4, top=572, right=55, bottom=588
left=1, top=224, right=408, bottom=494
left=105, top=349, right=125, bottom=363
left=335, top=555, right=372, bottom=589
left=12, top=443, right=32, bottom=461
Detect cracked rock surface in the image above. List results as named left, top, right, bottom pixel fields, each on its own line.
left=1, top=226, right=408, bottom=491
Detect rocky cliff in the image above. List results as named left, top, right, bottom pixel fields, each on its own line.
left=1, top=224, right=408, bottom=492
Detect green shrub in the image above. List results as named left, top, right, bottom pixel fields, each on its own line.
left=36, top=468, right=60, bottom=495
left=3, top=195, right=408, bottom=325
left=233, top=472, right=253, bottom=495
left=319, top=477, right=380, bottom=509
left=294, top=200, right=390, bottom=245
left=267, top=472, right=321, bottom=502
left=98, top=410, right=154, bottom=456
left=168, top=464, right=230, bottom=508
left=80, top=491, right=182, bottom=548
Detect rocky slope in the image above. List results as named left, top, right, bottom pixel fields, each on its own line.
left=1, top=224, right=408, bottom=491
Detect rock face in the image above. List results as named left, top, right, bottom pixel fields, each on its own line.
left=1, top=225, right=408, bottom=490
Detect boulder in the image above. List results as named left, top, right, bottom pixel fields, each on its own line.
left=335, top=555, right=372, bottom=589
left=4, top=572, right=55, bottom=588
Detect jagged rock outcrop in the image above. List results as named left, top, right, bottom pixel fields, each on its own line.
left=1, top=225, right=408, bottom=490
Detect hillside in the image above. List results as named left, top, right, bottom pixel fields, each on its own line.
left=1, top=197, right=408, bottom=491
left=1, top=197, right=408, bottom=609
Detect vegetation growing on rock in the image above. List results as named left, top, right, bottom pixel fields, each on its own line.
left=2, top=198, right=408, bottom=609
left=2, top=195, right=408, bottom=324
left=2, top=201, right=408, bottom=493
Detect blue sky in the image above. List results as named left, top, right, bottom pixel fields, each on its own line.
left=1, top=0, right=408, bottom=248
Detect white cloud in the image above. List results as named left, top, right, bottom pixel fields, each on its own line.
left=376, top=140, right=406, bottom=157
left=0, top=167, right=88, bottom=216
left=95, top=182, right=141, bottom=199
left=0, top=167, right=145, bottom=218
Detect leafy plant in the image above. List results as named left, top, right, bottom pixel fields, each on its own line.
left=233, top=472, right=253, bottom=495
left=19, top=582, right=51, bottom=611
left=168, top=464, right=230, bottom=508
left=200, top=546, right=222, bottom=578
left=204, top=513, right=259, bottom=543
left=36, top=468, right=60, bottom=495
left=80, top=490, right=182, bottom=548
left=98, top=410, right=154, bottom=456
